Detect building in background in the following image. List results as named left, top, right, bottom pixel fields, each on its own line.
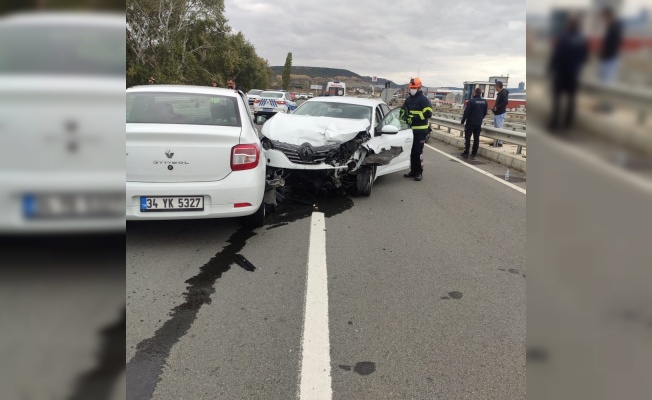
left=463, top=76, right=526, bottom=110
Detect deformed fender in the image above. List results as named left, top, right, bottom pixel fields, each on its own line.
left=362, top=146, right=403, bottom=165
left=264, top=174, right=285, bottom=206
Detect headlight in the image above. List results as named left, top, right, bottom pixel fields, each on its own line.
left=261, top=137, right=272, bottom=150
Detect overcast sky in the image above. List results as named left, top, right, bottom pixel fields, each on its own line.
left=223, top=0, right=526, bottom=88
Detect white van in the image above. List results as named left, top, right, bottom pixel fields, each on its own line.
left=326, top=81, right=346, bottom=96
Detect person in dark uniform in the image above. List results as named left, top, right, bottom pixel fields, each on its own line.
left=461, top=88, right=488, bottom=159
left=400, top=77, right=433, bottom=181
left=547, top=16, right=588, bottom=131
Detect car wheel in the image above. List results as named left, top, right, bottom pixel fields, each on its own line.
left=244, top=201, right=265, bottom=228
left=355, top=166, right=375, bottom=197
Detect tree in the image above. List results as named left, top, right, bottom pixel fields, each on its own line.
left=126, top=0, right=272, bottom=89
left=281, top=52, right=292, bottom=91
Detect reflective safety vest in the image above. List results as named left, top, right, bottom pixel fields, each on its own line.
left=401, top=91, right=433, bottom=131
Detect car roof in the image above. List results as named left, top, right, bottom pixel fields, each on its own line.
left=303, top=97, right=386, bottom=107
left=127, top=85, right=240, bottom=98
left=0, top=12, right=124, bottom=27
left=260, top=90, right=286, bottom=95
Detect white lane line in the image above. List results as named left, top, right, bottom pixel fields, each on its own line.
left=299, top=212, right=332, bottom=400
left=425, top=143, right=527, bottom=194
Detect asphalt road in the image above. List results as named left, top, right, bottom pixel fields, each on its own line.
left=126, top=136, right=526, bottom=399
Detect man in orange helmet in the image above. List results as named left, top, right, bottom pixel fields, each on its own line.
left=400, top=77, right=433, bottom=181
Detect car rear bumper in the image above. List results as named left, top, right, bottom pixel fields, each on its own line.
left=0, top=172, right=124, bottom=233
left=126, top=167, right=265, bottom=220
left=253, top=107, right=284, bottom=116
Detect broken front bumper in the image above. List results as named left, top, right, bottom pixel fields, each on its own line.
left=263, top=149, right=348, bottom=171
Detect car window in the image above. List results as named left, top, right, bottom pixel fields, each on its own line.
left=374, top=107, right=384, bottom=128
left=377, top=107, right=409, bottom=132
left=260, top=91, right=284, bottom=98
left=0, top=25, right=123, bottom=76
left=293, top=101, right=372, bottom=121
left=126, top=92, right=242, bottom=127
left=240, top=94, right=257, bottom=131
left=380, top=104, right=390, bottom=116
left=248, top=89, right=263, bottom=96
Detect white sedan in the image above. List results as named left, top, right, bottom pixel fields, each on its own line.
left=259, top=97, right=412, bottom=196
left=126, top=86, right=266, bottom=227
left=0, top=12, right=124, bottom=233
left=252, top=90, right=297, bottom=118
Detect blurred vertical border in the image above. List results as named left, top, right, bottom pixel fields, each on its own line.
left=0, top=1, right=126, bottom=400
left=527, top=1, right=651, bottom=399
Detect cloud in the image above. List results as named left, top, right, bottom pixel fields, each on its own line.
left=224, top=0, right=526, bottom=87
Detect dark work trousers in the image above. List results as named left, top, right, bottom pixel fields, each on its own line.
left=410, top=131, right=428, bottom=173
left=549, top=82, right=578, bottom=131
left=464, top=125, right=482, bottom=155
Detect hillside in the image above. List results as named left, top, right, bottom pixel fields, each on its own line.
left=269, top=66, right=400, bottom=88
left=269, top=66, right=361, bottom=79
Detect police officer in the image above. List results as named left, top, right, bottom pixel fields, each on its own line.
left=401, top=77, right=433, bottom=181
left=460, top=88, right=488, bottom=159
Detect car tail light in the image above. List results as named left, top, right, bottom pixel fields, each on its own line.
left=234, top=203, right=252, bottom=208
left=277, top=100, right=286, bottom=105
left=231, top=144, right=260, bottom=171
left=254, top=99, right=260, bottom=103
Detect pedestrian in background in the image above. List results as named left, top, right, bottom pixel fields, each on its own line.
left=147, top=76, right=155, bottom=85
left=547, top=16, right=588, bottom=132
left=401, top=77, right=433, bottom=182
left=461, top=88, right=488, bottom=159
left=227, top=77, right=243, bottom=92
left=491, top=80, right=509, bottom=146
left=211, top=81, right=218, bottom=87
left=597, top=6, right=623, bottom=112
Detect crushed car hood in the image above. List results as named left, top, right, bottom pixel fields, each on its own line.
left=261, top=114, right=370, bottom=146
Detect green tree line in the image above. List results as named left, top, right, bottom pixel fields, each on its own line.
left=126, top=0, right=273, bottom=90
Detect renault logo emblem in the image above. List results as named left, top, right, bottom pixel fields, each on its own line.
left=299, top=143, right=314, bottom=162
left=165, top=149, right=174, bottom=159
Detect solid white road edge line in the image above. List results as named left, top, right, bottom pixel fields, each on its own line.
left=299, top=212, right=332, bottom=400
left=425, top=143, right=527, bottom=194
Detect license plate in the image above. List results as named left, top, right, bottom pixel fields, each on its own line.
left=22, top=193, right=123, bottom=219
left=263, top=108, right=273, bottom=112
left=140, top=196, right=204, bottom=212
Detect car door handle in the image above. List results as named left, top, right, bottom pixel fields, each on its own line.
left=405, top=138, right=413, bottom=143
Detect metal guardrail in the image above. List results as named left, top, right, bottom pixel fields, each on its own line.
left=429, top=116, right=526, bottom=154
left=529, top=66, right=652, bottom=124
left=430, top=112, right=527, bottom=131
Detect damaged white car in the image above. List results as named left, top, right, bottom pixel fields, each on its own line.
left=258, top=97, right=413, bottom=197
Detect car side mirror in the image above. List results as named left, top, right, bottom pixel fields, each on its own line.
left=380, top=125, right=400, bottom=134
left=255, top=115, right=267, bottom=125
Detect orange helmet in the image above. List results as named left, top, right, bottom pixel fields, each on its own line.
left=408, top=77, right=422, bottom=89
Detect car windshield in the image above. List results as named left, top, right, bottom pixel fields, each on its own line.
left=248, top=89, right=263, bottom=95
left=127, top=92, right=242, bottom=127
left=293, top=101, right=372, bottom=121
left=0, top=25, right=124, bottom=76
left=260, top=91, right=284, bottom=98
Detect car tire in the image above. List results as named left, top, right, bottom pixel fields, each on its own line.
left=355, top=166, right=375, bottom=197
left=244, top=201, right=265, bottom=228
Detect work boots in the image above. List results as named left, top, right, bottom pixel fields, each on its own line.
left=403, top=171, right=417, bottom=178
